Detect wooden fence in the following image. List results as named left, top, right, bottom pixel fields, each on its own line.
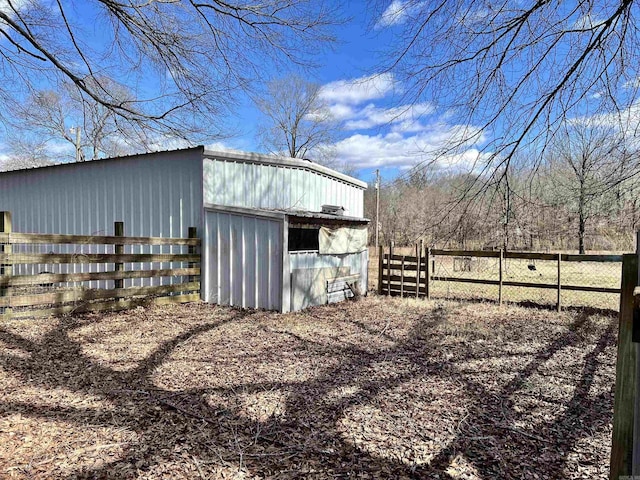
left=378, top=242, right=622, bottom=311
left=609, top=253, right=636, bottom=478
left=0, top=212, right=201, bottom=321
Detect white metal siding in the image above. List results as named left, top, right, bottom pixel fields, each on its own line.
left=204, top=209, right=284, bottom=311
left=290, top=250, right=368, bottom=288
left=0, top=150, right=203, bottom=287
left=203, top=158, right=364, bottom=216
left=289, top=249, right=369, bottom=310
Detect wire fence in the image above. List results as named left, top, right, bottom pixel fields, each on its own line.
left=371, top=246, right=623, bottom=311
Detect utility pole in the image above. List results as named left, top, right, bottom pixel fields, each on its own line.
left=70, top=127, right=82, bottom=162
left=375, top=169, right=380, bottom=250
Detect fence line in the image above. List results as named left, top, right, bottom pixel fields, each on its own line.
left=0, top=211, right=201, bottom=321
left=609, top=254, right=636, bottom=478
left=378, top=244, right=623, bottom=310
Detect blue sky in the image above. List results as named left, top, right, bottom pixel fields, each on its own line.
left=3, top=1, right=638, bottom=188
left=0, top=1, right=499, bottom=185
left=209, top=1, right=488, bottom=186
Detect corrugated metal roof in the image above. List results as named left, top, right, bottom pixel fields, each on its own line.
left=204, top=203, right=368, bottom=224
left=0, top=145, right=368, bottom=191
left=284, top=210, right=370, bottom=224
left=203, top=149, right=368, bottom=189
left=0, top=146, right=205, bottom=175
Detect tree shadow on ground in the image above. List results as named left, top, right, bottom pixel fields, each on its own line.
left=0, top=299, right=616, bottom=479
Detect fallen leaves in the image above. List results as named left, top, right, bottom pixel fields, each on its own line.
left=0, top=297, right=617, bottom=479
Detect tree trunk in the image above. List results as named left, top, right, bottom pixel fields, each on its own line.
left=578, top=178, right=586, bottom=254
left=578, top=214, right=585, bottom=254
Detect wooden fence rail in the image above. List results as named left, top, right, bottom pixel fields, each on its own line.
left=0, top=211, right=201, bottom=321
left=378, top=245, right=623, bottom=311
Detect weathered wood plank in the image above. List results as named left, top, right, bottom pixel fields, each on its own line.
left=610, top=254, right=637, bottom=479
left=554, top=284, right=620, bottom=294
left=400, top=256, right=405, bottom=297
left=188, top=227, right=198, bottom=283
left=557, top=252, right=562, bottom=312
left=385, top=249, right=624, bottom=262
left=377, top=245, right=383, bottom=295
left=1, top=282, right=200, bottom=308
left=386, top=274, right=419, bottom=284
left=431, top=249, right=501, bottom=258
left=386, top=246, right=391, bottom=298
left=0, top=253, right=200, bottom=265
left=426, top=250, right=624, bottom=262
left=503, top=251, right=559, bottom=261
left=499, top=249, right=503, bottom=305
left=0, top=268, right=200, bottom=287
left=561, top=254, right=623, bottom=262
left=388, top=254, right=421, bottom=263
left=0, top=232, right=200, bottom=246
left=426, top=247, right=431, bottom=299
left=381, top=286, right=426, bottom=295
left=386, top=275, right=621, bottom=293
left=383, top=263, right=424, bottom=272
left=416, top=242, right=422, bottom=300
left=114, top=222, right=124, bottom=290
left=0, top=293, right=201, bottom=321
left=1, top=211, right=11, bottom=320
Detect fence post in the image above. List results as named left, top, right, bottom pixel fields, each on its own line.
left=188, top=227, right=197, bottom=284
left=387, top=241, right=394, bottom=297
left=114, top=222, right=124, bottom=290
left=610, top=254, right=638, bottom=478
left=557, top=252, right=562, bottom=312
left=1, top=212, right=12, bottom=319
left=426, top=246, right=431, bottom=300
left=378, top=245, right=383, bottom=295
left=416, top=241, right=422, bottom=299
left=499, top=249, right=504, bottom=306
left=400, top=254, right=405, bottom=298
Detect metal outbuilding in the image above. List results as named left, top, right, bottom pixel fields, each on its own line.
left=0, top=146, right=369, bottom=312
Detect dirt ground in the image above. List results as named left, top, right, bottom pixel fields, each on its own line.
left=0, top=296, right=617, bottom=479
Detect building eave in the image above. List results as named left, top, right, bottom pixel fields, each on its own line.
left=203, top=149, right=368, bottom=190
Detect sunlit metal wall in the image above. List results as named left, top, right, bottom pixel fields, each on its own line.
left=0, top=148, right=204, bottom=287
left=203, top=207, right=285, bottom=311
left=289, top=249, right=369, bottom=311
left=203, top=152, right=367, bottom=217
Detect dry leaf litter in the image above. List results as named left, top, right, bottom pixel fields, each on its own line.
left=0, top=296, right=616, bottom=479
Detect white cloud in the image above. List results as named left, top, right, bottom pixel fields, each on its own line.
left=376, top=1, right=413, bottom=28
left=311, top=73, right=489, bottom=172
left=46, top=140, right=74, bottom=156
left=205, top=141, right=247, bottom=154
left=0, top=0, right=30, bottom=15
left=573, top=13, right=606, bottom=30
left=343, top=102, right=434, bottom=130
left=319, top=73, right=396, bottom=106
left=327, top=122, right=487, bottom=171
left=571, top=101, right=640, bottom=131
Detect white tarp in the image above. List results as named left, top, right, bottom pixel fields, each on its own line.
left=319, top=225, right=368, bottom=254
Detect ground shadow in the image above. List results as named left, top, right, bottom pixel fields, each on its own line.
left=0, top=298, right=616, bottom=479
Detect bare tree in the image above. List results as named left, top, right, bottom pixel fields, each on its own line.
left=9, top=77, right=151, bottom=163
left=0, top=137, right=52, bottom=171
left=546, top=122, right=627, bottom=253
left=0, top=1, right=340, bottom=142
left=256, top=76, right=335, bottom=160
left=374, top=1, right=640, bottom=174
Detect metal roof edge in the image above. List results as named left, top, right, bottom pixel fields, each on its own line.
left=0, top=145, right=204, bottom=175
left=203, top=149, right=368, bottom=189
left=203, top=203, right=369, bottom=224
left=203, top=203, right=287, bottom=220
